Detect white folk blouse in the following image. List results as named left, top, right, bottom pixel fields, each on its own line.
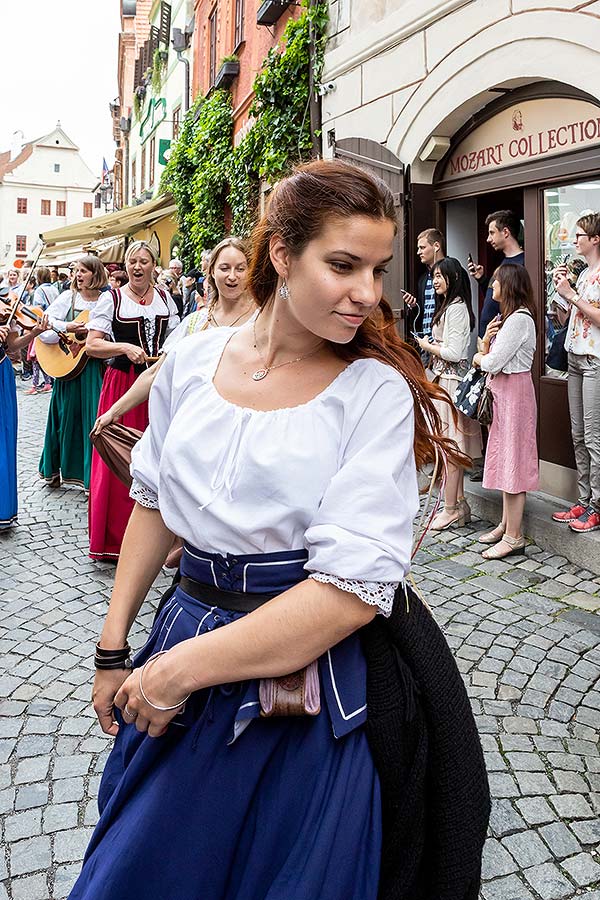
left=40, top=290, right=101, bottom=343
left=87, top=288, right=180, bottom=344
left=130, top=327, right=419, bottom=615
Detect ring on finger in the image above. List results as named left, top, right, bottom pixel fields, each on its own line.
left=123, top=704, right=137, bottom=721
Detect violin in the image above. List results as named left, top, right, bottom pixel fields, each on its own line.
left=0, top=293, right=72, bottom=358
left=0, top=293, right=45, bottom=330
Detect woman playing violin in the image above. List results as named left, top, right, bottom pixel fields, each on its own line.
left=38, top=256, right=107, bottom=491
left=0, top=309, right=49, bottom=529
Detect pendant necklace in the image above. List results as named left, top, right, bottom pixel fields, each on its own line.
left=251, top=320, right=324, bottom=381
left=128, top=284, right=153, bottom=306
left=209, top=303, right=253, bottom=329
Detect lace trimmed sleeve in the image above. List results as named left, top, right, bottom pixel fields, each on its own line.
left=308, top=573, right=397, bottom=617
left=304, top=365, right=419, bottom=615
left=129, top=478, right=159, bottom=509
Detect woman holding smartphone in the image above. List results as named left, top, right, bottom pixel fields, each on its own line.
left=416, top=257, right=481, bottom=530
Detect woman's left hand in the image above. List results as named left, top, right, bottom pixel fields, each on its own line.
left=114, top=649, right=192, bottom=737
left=472, top=352, right=483, bottom=368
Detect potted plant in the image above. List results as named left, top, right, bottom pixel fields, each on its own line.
left=152, top=48, right=168, bottom=95
left=133, top=83, right=147, bottom=118
left=214, top=54, right=240, bottom=90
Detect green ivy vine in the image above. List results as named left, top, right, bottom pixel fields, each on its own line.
left=161, top=0, right=328, bottom=265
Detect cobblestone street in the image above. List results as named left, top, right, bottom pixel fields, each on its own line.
left=1, top=379, right=599, bottom=900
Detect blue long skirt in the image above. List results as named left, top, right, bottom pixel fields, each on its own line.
left=0, top=355, right=18, bottom=529
left=69, top=586, right=382, bottom=899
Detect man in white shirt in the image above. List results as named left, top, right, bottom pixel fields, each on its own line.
left=552, top=212, right=600, bottom=533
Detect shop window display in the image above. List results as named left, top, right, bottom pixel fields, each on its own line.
left=544, top=180, right=600, bottom=376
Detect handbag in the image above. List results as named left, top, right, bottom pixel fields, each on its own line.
left=453, top=366, right=487, bottom=419
left=259, top=660, right=321, bottom=717
left=90, top=422, right=143, bottom=488
left=476, top=380, right=494, bottom=426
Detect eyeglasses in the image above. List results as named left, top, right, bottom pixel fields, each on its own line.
left=574, top=233, right=589, bottom=241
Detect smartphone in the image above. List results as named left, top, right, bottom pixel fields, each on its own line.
left=467, top=253, right=474, bottom=266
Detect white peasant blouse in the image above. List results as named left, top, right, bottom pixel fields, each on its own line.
left=130, top=327, right=419, bottom=616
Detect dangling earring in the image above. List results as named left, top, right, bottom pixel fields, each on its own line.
left=279, top=279, right=290, bottom=301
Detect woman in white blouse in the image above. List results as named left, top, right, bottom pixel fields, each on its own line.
left=70, top=161, right=467, bottom=900
left=473, top=265, right=538, bottom=559
left=90, top=237, right=256, bottom=436
left=38, top=256, right=107, bottom=490
left=85, top=241, right=180, bottom=561
left=416, top=257, right=481, bottom=530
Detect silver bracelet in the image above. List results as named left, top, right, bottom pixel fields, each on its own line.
left=138, top=651, right=191, bottom=711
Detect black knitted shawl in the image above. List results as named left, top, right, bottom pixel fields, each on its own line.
left=361, top=585, right=490, bottom=900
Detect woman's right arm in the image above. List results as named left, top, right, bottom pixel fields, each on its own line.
left=86, top=329, right=147, bottom=364
left=93, top=504, right=174, bottom=735
left=91, top=356, right=165, bottom=434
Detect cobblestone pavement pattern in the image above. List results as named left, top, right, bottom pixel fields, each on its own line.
left=0, top=382, right=599, bottom=899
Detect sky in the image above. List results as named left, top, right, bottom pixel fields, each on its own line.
left=0, top=1, right=121, bottom=178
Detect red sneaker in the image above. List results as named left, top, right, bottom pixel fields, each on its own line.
left=41, top=384, right=53, bottom=393
left=552, top=504, right=587, bottom=523
left=569, top=506, right=600, bottom=533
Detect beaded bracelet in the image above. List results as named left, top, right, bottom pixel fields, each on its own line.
left=139, top=651, right=191, bottom=711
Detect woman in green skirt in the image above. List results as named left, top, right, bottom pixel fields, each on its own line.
left=38, top=255, right=107, bottom=490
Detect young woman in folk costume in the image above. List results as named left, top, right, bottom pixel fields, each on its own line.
left=86, top=241, right=180, bottom=561
left=0, top=313, right=49, bottom=529
left=67, top=161, right=489, bottom=900
left=91, top=237, right=256, bottom=434
left=38, top=256, right=107, bottom=490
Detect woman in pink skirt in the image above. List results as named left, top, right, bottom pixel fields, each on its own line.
left=473, top=265, right=538, bottom=560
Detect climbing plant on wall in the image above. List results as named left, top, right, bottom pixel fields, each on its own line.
left=161, top=0, right=328, bottom=265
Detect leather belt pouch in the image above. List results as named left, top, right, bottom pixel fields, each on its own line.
left=259, top=659, right=321, bottom=717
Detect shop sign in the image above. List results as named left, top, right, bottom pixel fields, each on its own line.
left=443, top=98, right=600, bottom=180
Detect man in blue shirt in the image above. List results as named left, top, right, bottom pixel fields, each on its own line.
left=468, top=210, right=524, bottom=337
left=404, top=228, right=446, bottom=347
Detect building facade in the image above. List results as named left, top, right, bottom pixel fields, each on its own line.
left=321, top=0, right=600, bottom=504
left=0, top=124, right=100, bottom=270
left=191, top=0, right=298, bottom=147
left=112, top=0, right=194, bottom=212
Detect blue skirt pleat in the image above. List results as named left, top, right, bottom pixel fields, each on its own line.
left=69, top=589, right=382, bottom=900
left=0, top=357, right=18, bottom=529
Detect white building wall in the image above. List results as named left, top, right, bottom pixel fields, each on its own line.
left=128, top=0, right=193, bottom=204
left=321, top=1, right=600, bottom=177
left=0, top=128, right=100, bottom=269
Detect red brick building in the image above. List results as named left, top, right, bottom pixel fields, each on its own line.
left=192, top=1, right=299, bottom=145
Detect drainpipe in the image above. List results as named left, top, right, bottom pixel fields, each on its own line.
left=308, top=0, right=322, bottom=157
left=176, top=50, right=190, bottom=113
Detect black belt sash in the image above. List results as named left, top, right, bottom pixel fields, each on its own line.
left=179, top=575, right=277, bottom=613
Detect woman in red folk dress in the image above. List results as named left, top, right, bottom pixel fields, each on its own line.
left=86, top=241, right=180, bottom=561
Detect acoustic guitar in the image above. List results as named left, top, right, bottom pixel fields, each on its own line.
left=34, top=310, right=91, bottom=381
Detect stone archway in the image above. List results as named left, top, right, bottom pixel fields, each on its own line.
left=387, top=10, right=600, bottom=170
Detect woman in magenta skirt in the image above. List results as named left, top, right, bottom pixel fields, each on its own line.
left=85, top=242, right=180, bottom=561
left=473, top=265, right=538, bottom=560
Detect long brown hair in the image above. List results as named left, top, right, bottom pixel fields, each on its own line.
left=248, top=159, right=468, bottom=470
left=493, top=265, right=536, bottom=321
